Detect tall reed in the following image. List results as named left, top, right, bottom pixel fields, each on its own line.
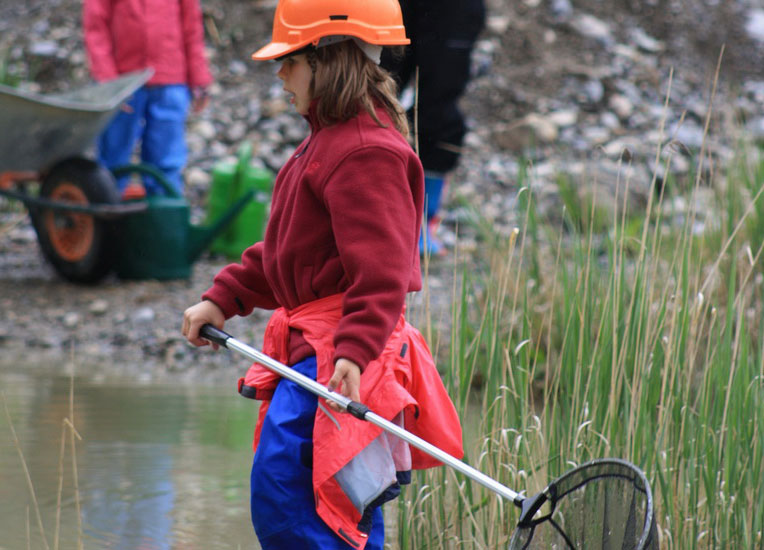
left=397, top=142, right=764, bottom=549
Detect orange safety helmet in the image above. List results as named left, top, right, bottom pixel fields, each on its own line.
left=252, top=0, right=410, bottom=61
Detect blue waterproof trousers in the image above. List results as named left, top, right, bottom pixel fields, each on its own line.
left=97, top=84, right=190, bottom=196
left=250, top=356, right=385, bottom=550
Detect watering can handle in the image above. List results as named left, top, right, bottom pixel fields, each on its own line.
left=235, top=142, right=253, bottom=187
left=111, top=163, right=182, bottom=198
left=237, top=141, right=253, bottom=169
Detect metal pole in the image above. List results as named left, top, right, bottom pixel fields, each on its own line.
left=201, top=325, right=522, bottom=504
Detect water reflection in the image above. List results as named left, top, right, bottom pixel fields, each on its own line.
left=0, top=365, right=258, bottom=549
left=82, top=441, right=175, bottom=549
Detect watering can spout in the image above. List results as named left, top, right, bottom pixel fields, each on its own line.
left=187, top=190, right=254, bottom=262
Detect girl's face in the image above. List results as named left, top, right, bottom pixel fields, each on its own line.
left=277, top=54, right=313, bottom=115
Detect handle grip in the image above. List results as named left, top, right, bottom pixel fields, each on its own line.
left=200, top=324, right=231, bottom=348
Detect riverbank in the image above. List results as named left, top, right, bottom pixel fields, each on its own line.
left=2, top=0, right=764, bottom=380
left=0, top=225, right=456, bottom=383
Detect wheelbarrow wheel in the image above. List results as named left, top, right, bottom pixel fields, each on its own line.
left=33, top=158, right=121, bottom=283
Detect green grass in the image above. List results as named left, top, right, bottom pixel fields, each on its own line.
left=397, top=143, right=764, bottom=549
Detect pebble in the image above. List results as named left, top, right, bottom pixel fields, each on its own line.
left=609, top=94, right=635, bottom=120
left=631, top=28, right=664, bottom=53
left=600, top=112, right=621, bottom=131
left=547, top=110, right=578, bottom=128
left=486, top=15, right=511, bottom=35
left=570, top=13, right=614, bottom=46
left=746, top=9, right=764, bottom=42
left=550, top=0, right=573, bottom=20
left=668, top=120, right=706, bottom=149
left=582, top=126, right=611, bottom=145
left=583, top=79, right=606, bottom=105
left=748, top=117, right=764, bottom=141
left=192, top=120, right=218, bottom=141
left=63, top=312, right=80, bottom=328
left=228, top=60, right=248, bottom=76
left=89, top=299, right=109, bottom=315
left=225, top=120, right=247, bottom=143
left=132, top=308, right=156, bottom=325
left=28, top=40, right=58, bottom=57
left=185, top=166, right=211, bottom=188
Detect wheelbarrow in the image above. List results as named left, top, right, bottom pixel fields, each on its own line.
left=0, top=70, right=254, bottom=283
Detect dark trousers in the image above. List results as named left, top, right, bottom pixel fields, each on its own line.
left=382, top=0, right=485, bottom=174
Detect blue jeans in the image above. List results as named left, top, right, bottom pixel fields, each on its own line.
left=97, top=84, right=190, bottom=195
left=250, top=356, right=385, bottom=550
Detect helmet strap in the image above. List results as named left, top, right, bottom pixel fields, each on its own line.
left=306, top=49, right=318, bottom=75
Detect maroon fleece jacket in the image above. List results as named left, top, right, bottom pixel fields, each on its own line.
left=203, top=105, right=424, bottom=370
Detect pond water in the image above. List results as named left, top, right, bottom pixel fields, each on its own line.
left=0, top=364, right=259, bottom=549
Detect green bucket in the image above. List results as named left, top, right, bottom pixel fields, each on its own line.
left=208, top=142, right=273, bottom=259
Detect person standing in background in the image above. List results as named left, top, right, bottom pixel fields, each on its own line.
left=381, top=0, right=485, bottom=255
left=83, top=0, right=213, bottom=196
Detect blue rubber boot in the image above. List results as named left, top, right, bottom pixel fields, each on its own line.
left=419, top=173, right=446, bottom=256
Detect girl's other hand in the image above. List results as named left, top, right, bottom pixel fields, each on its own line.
left=182, top=300, right=225, bottom=348
left=327, top=358, right=361, bottom=412
left=191, top=86, right=209, bottom=113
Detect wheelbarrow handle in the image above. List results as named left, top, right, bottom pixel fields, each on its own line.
left=0, top=187, right=147, bottom=218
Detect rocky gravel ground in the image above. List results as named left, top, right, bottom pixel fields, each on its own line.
left=1, top=0, right=763, bottom=380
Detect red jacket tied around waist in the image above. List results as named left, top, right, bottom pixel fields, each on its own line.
left=240, top=294, right=464, bottom=549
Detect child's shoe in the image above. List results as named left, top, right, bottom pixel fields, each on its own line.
left=420, top=172, right=447, bottom=257
left=419, top=216, right=444, bottom=257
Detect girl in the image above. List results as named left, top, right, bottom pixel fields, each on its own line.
left=182, top=1, right=463, bottom=548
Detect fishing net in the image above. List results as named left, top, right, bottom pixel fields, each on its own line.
left=198, top=327, right=660, bottom=550
left=508, top=458, right=658, bottom=550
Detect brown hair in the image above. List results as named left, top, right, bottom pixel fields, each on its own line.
left=308, top=41, right=409, bottom=139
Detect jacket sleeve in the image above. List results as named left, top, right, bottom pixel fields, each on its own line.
left=180, top=0, right=213, bottom=88
left=322, top=147, right=421, bottom=371
left=82, top=0, right=118, bottom=82
left=202, top=242, right=280, bottom=318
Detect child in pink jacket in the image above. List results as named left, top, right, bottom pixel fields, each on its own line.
left=83, top=0, right=212, bottom=195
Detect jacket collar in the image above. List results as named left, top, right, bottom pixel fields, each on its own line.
left=304, top=99, right=322, bottom=132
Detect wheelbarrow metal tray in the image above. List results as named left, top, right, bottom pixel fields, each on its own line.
left=0, top=69, right=153, bottom=172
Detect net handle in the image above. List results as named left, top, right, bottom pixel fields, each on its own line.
left=200, top=325, right=523, bottom=504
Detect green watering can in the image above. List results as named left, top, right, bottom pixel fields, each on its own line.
left=207, top=142, right=273, bottom=258
left=111, top=163, right=255, bottom=280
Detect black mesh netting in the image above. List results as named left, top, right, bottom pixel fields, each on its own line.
left=508, top=458, right=658, bottom=550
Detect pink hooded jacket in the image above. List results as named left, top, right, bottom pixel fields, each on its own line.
left=83, top=0, right=212, bottom=87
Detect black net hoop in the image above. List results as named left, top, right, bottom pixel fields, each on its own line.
left=508, top=458, right=658, bottom=550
